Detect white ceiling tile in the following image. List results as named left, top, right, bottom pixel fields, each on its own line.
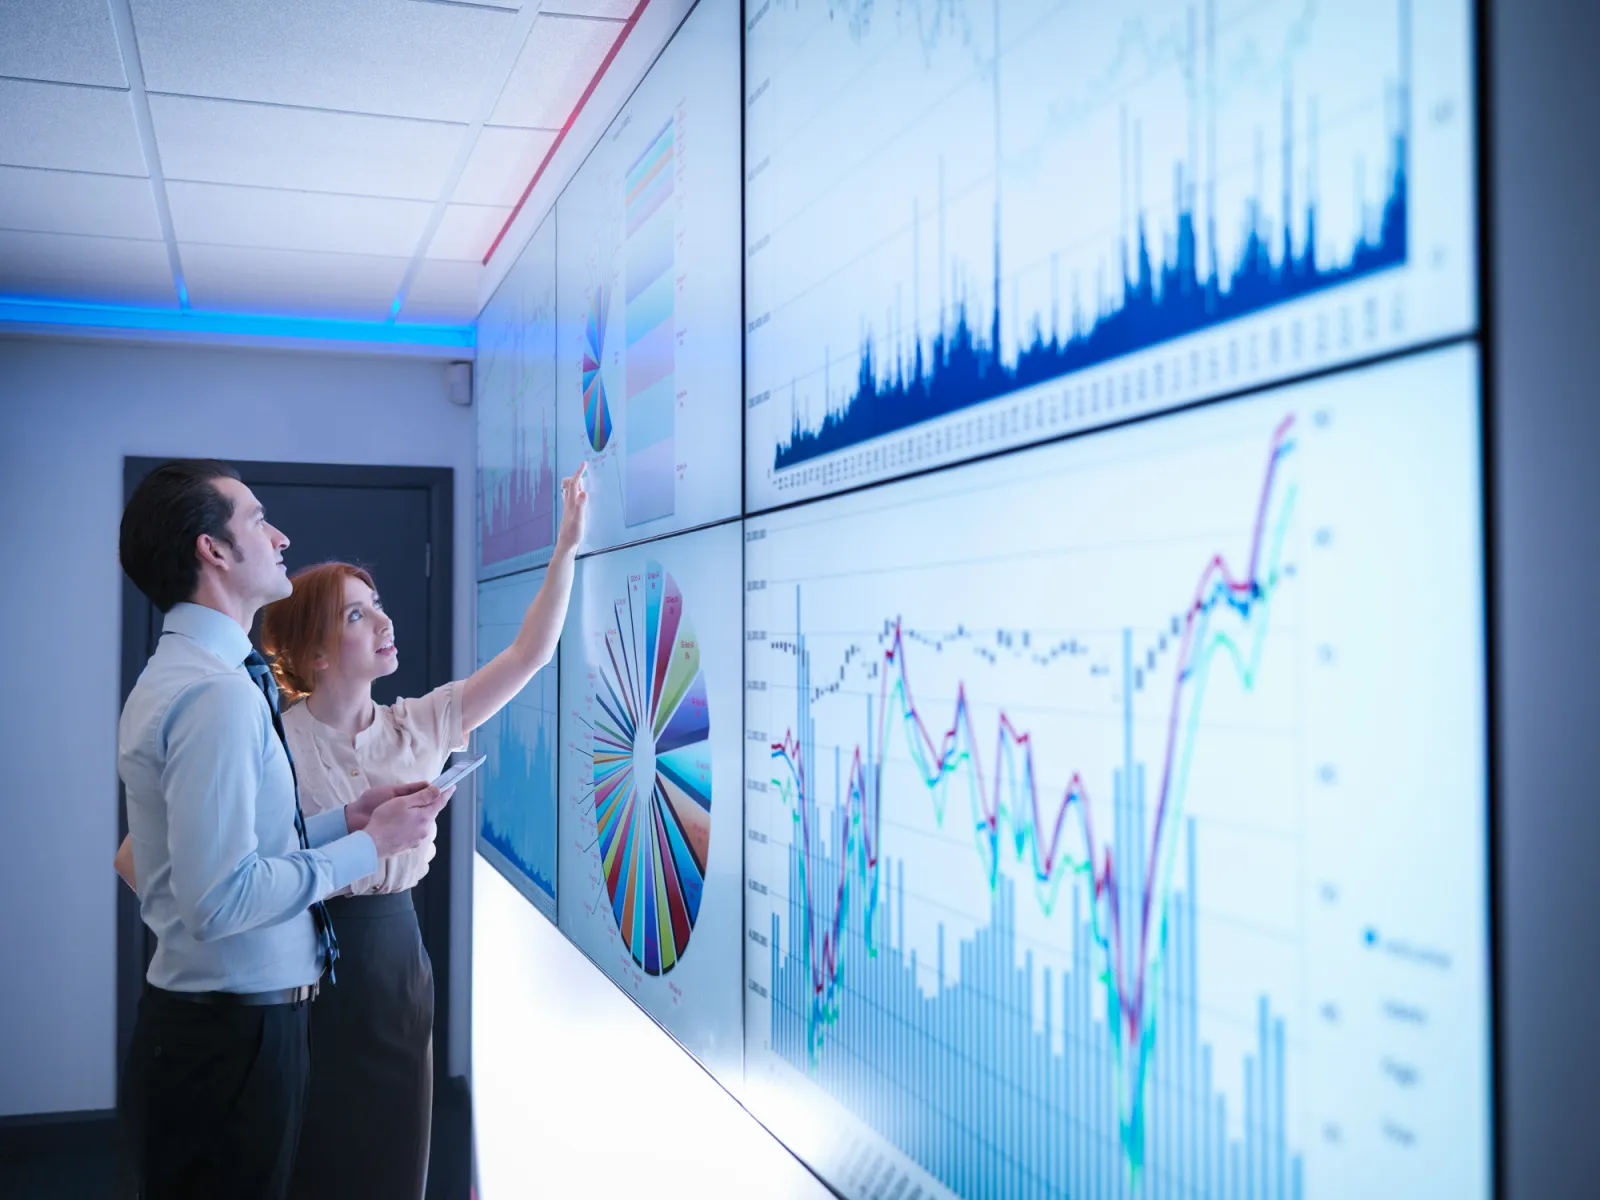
left=428, top=204, right=512, bottom=261
left=0, top=0, right=128, bottom=88
left=150, top=95, right=467, bottom=200
left=0, top=230, right=176, bottom=307
left=400, top=258, right=482, bottom=324
left=490, top=12, right=623, bottom=129
left=166, top=181, right=434, bottom=258
left=0, top=79, right=147, bottom=176
left=132, top=0, right=519, bottom=123
left=454, top=125, right=556, bottom=207
left=0, top=167, right=163, bottom=241
left=541, top=0, right=637, bottom=17
left=180, top=243, right=409, bottom=320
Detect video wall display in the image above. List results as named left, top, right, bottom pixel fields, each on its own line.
left=554, top=0, right=742, bottom=555
left=474, top=568, right=560, bottom=923
left=477, top=212, right=558, bottom=580
left=472, top=0, right=1492, bottom=1195
left=742, top=343, right=1490, bottom=1199
left=742, top=0, right=1476, bottom=510
left=555, top=521, right=745, bottom=1087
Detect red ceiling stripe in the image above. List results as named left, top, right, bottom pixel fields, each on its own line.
left=482, top=0, right=653, bottom=266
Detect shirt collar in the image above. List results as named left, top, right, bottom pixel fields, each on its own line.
left=163, top=601, right=254, bottom=669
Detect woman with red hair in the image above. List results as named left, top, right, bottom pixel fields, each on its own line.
left=262, top=465, right=586, bottom=1199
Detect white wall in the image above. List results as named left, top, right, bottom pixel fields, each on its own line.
left=471, top=857, right=829, bottom=1200
left=0, top=335, right=476, bottom=1117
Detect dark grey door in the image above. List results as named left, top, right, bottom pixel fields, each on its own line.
left=116, top=459, right=456, bottom=1091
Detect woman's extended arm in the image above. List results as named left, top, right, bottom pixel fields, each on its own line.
left=461, top=465, right=588, bottom=734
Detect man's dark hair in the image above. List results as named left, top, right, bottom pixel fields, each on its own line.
left=119, top=459, right=244, bottom=612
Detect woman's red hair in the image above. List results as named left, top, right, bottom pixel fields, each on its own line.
left=260, top=561, right=376, bottom=702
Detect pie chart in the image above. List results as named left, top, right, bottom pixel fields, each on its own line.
left=588, top=561, right=711, bottom=975
left=582, top=282, right=613, bottom=452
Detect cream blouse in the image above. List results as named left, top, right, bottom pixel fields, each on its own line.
left=280, top=682, right=467, bottom=896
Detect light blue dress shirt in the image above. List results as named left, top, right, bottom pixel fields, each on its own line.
left=118, top=602, right=378, bottom=992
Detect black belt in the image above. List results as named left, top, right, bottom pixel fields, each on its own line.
left=149, top=982, right=318, bottom=1007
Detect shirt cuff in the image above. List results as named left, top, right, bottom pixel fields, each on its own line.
left=317, top=832, right=379, bottom=893
left=304, top=806, right=352, bottom=848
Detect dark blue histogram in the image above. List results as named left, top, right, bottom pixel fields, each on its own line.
left=773, top=0, right=1412, bottom=472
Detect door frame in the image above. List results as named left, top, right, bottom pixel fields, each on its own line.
left=116, top=458, right=455, bottom=1082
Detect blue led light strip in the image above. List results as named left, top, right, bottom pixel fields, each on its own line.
left=0, top=296, right=475, bottom=353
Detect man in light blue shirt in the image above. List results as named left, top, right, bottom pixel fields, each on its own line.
left=116, top=459, right=451, bottom=1199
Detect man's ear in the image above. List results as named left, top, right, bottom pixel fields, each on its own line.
left=195, top=532, right=231, bottom=570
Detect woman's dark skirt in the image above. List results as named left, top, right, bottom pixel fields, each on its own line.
left=289, top=890, right=433, bottom=1200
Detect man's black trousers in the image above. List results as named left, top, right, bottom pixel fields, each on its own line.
left=118, top=989, right=310, bottom=1200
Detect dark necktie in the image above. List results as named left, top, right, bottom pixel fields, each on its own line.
left=244, top=649, right=340, bottom=984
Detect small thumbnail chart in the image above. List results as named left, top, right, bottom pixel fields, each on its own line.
left=743, top=0, right=1476, bottom=509
left=554, top=0, right=742, bottom=554
left=478, top=211, right=558, bottom=578
left=742, top=345, right=1491, bottom=1198
left=475, top=567, right=560, bottom=921
left=557, top=520, right=746, bottom=1085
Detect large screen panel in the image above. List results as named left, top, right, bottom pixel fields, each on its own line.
left=743, top=0, right=1476, bottom=510
left=743, top=345, right=1490, bottom=1197
left=475, top=567, right=561, bottom=922
left=556, top=521, right=745, bottom=1085
left=478, top=212, right=558, bottom=580
left=555, top=0, right=742, bottom=554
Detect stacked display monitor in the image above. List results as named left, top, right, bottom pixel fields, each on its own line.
left=475, top=0, right=1492, bottom=1195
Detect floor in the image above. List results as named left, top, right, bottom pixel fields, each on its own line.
left=0, top=1117, right=118, bottom=1198
left=0, top=1082, right=470, bottom=1199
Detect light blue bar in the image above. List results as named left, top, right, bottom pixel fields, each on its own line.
left=1208, top=1068, right=1220, bottom=1200
left=624, top=199, right=674, bottom=298
left=625, top=265, right=675, bottom=345
left=1275, top=1016, right=1287, bottom=1200
left=1024, top=947, right=1033, bottom=1197
left=624, top=117, right=673, bottom=186
left=1258, top=998, right=1269, bottom=1200
left=1245, top=1057, right=1256, bottom=1200
left=1098, top=974, right=1109, bottom=1200
left=1040, top=964, right=1050, bottom=1198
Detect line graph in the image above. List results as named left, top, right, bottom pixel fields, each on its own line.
left=743, top=0, right=1475, bottom=509
left=775, top=418, right=1296, bottom=1192
left=742, top=346, right=1490, bottom=1199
